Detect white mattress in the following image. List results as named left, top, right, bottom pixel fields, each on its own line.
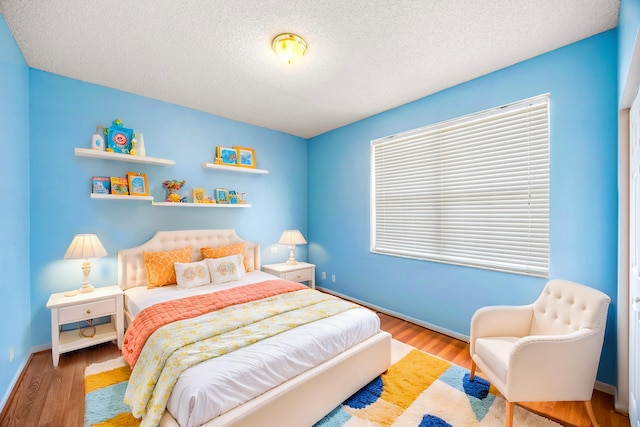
left=124, top=273, right=381, bottom=427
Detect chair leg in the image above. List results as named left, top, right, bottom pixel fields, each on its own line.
left=583, top=400, right=599, bottom=427
left=505, top=401, right=514, bottom=427
left=470, top=361, right=477, bottom=381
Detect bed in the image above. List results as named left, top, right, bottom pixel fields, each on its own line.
left=117, top=229, right=391, bottom=427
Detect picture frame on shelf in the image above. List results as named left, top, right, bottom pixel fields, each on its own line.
left=92, top=176, right=111, bottom=194
left=193, top=188, right=205, bottom=203
left=215, top=188, right=229, bottom=203
left=216, top=146, right=238, bottom=166
left=110, top=177, right=129, bottom=195
left=229, top=190, right=239, bottom=204
left=127, top=172, right=148, bottom=196
left=234, top=146, right=256, bottom=168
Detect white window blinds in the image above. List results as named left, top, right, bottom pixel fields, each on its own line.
left=370, top=94, right=550, bottom=277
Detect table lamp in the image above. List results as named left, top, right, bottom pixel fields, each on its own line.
left=64, top=234, right=108, bottom=296
left=278, top=230, right=307, bottom=265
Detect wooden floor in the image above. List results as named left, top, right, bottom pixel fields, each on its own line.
left=0, top=312, right=631, bottom=427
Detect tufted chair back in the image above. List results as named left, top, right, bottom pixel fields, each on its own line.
left=529, top=279, right=610, bottom=336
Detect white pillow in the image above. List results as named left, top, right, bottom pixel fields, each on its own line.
left=206, top=254, right=245, bottom=285
left=174, top=260, right=211, bottom=289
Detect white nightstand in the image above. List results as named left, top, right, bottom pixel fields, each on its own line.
left=46, top=285, right=124, bottom=367
left=263, top=262, right=316, bottom=289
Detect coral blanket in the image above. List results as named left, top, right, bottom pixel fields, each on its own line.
left=122, top=280, right=306, bottom=367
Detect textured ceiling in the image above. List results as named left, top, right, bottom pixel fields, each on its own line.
left=0, top=1, right=619, bottom=138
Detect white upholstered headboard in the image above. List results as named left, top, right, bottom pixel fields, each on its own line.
left=117, top=229, right=261, bottom=290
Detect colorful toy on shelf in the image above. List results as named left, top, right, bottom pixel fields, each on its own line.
left=163, top=179, right=187, bottom=202
left=104, top=119, right=134, bottom=154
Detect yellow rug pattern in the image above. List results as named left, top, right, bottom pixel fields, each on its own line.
left=84, top=357, right=140, bottom=426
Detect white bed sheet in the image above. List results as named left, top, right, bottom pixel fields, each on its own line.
left=124, top=273, right=381, bottom=427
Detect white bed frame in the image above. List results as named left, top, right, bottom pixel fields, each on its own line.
left=117, top=229, right=392, bottom=427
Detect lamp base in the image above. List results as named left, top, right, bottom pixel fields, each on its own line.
left=64, top=290, right=79, bottom=297
left=78, top=283, right=96, bottom=293
left=78, top=260, right=96, bottom=293
left=286, top=245, right=298, bottom=265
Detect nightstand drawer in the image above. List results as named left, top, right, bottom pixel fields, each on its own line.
left=58, top=298, right=116, bottom=323
left=284, top=269, right=313, bottom=282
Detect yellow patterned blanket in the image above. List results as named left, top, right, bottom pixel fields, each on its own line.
left=124, top=288, right=358, bottom=427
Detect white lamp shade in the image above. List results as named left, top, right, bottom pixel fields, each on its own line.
left=278, top=230, right=307, bottom=245
left=64, top=234, right=108, bottom=259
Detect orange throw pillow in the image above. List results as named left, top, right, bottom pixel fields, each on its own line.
left=143, top=245, right=192, bottom=288
left=200, top=242, right=247, bottom=271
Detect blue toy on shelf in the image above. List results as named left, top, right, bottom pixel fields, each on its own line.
left=104, top=119, right=134, bottom=154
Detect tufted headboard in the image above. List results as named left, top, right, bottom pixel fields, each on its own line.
left=117, top=229, right=261, bottom=290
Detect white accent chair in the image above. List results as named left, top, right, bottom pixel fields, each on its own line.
left=469, top=279, right=610, bottom=427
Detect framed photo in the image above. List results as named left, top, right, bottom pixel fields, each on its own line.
left=228, top=190, right=238, bottom=204
left=193, top=188, right=205, bottom=203
left=110, top=176, right=129, bottom=195
left=215, top=187, right=229, bottom=203
left=216, top=146, right=238, bottom=166
left=234, top=146, right=256, bottom=168
left=127, top=172, right=148, bottom=196
left=92, top=176, right=111, bottom=194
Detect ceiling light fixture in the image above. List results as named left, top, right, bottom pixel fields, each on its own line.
left=272, top=33, right=307, bottom=64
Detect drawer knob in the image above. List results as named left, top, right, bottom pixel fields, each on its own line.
left=297, top=275, right=301, bottom=279
left=86, top=309, right=91, bottom=314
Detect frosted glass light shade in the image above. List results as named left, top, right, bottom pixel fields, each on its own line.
left=272, top=33, right=307, bottom=64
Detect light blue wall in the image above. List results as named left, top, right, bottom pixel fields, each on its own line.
left=0, top=14, right=30, bottom=409
left=308, top=30, right=619, bottom=386
left=619, top=0, right=640, bottom=103
left=28, top=71, right=308, bottom=347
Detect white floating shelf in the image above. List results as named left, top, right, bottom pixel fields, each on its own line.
left=90, top=194, right=154, bottom=201
left=203, top=162, right=268, bottom=175
left=152, top=202, right=251, bottom=208
left=75, top=147, right=175, bottom=166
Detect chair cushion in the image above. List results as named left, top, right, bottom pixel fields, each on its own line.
left=474, top=336, right=519, bottom=384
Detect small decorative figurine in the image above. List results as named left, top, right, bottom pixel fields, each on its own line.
left=91, top=126, right=105, bottom=151
left=136, top=132, right=146, bottom=156
left=163, top=179, right=187, bottom=202
left=130, top=132, right=146, bottom=156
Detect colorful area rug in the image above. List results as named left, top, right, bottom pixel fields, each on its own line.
left=84, top=357, right=139, bottom=427
left=84, top=340, right=560, bottom=427
left=314, top=340, right=560, bottom=426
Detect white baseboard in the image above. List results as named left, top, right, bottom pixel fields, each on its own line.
left=30, top=343, right=51, bottom=354
left=0, top=356, right=29, bottom=414
left=316, top=286, right=469, bottom=342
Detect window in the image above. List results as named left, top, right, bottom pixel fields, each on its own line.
left=370, top=94, right=550, bottom=277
